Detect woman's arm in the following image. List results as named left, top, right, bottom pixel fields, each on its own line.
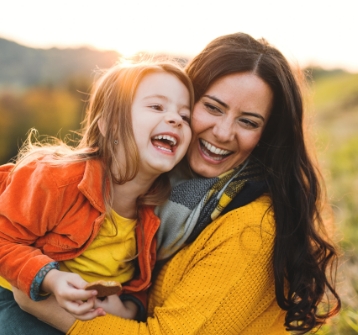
left=13, top=286, right=76, bottom=333
left=16, top=197, right=283, bottom=334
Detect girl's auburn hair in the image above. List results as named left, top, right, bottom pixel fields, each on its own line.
left=14, top=60, right=194, bottom=212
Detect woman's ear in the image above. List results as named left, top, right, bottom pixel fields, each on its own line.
left=97, top=117, right=106, bottom=137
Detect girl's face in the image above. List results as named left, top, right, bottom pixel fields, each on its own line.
left=131, top=71, right=192, bottom=179
left=187, top=72, right=273, bottom=178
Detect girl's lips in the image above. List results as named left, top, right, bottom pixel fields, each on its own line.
left=198, top=139, right=232, bottom=163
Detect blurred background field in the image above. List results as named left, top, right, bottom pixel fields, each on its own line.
left=0, top=37, right=357, bottom=334
left=310, top=69, right=358, bottom=334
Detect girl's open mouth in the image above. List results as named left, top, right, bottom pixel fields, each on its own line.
left=151, top=134, right=178, bottom=153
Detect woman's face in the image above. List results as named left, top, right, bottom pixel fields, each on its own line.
left=187, top=72, right=273, bottom=178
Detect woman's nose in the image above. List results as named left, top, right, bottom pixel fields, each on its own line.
left=212, top=117, right=235, bottom=142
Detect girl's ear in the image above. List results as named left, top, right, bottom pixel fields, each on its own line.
left=97, top=117, right=106, bottom=137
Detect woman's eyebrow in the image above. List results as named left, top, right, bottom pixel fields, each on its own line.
left=203, top=94, right=228, bottom=108
left=242, top=111, right=265, bottom=122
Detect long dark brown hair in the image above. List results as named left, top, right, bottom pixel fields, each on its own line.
left=186, top=32, right=340, bottom=333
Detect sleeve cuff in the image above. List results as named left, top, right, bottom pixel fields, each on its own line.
left=30, top=261, right=59, bottom=301
left=120, top=294, right=146, bottom=322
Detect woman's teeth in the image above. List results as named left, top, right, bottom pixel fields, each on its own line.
left=200, top=139, right=231, bottom=155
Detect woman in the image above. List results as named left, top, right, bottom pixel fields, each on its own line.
left=13, top=32, right=341, bottom=334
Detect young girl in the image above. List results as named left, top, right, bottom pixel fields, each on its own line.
left=0, top=60, right=193, bottom=325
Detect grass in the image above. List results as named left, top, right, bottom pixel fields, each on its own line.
left=308, top=70, right=358, bottom=334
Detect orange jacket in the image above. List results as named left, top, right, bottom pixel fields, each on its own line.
left=0, top=158, right=159, bottom=305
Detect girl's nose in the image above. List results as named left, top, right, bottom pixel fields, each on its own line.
left=165, top=112, right=182, bottom=127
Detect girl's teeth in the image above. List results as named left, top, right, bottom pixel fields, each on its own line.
left=153, top=135, right=177, bottom=146
left=157, top=146, right=172, bottom=152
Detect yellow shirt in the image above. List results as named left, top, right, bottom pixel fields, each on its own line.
left=60, top=210, right=137, bottom=283
left=68, top=195, right=289, bottom=335
left=0, top=211, right=137, bottom=292
left=0, top=276, right=11, bottom=291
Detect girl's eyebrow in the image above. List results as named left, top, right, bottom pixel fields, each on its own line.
left=142, top=94, right=168, bottom=100
left=203, top=94, right=265, bottom=122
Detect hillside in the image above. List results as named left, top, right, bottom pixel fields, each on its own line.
left=0, top=37, right=121, bottom=88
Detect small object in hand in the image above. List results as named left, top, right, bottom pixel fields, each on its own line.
left=85, top=280, right=122, bottom=298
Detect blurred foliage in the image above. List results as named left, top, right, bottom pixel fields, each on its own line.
left=305, top=66, right=347, bottom=82
left=0, top=83, right=87, bottom=163
left=305, top=68, right=358, bottom=334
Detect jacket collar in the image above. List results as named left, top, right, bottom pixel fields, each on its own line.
left=78, top=159, right=106, bottom=213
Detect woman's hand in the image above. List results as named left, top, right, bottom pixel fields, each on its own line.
left=94, top=295, right=138, bottom=319
left=41, top=269, right=106, bottom=320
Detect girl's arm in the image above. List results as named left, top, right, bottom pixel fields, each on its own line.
left=0, top=162, right=62, bottom=299
left=0, top=160, right=102, bottom=301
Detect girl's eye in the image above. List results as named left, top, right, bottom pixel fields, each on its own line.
left=181, top=114, right=191, bottom=124
left=239, top=118, right=259, bottom=129
left=149, top=104, right=163, bottom=111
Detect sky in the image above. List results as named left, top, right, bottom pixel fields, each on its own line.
left=1, top=0, right=357, bottom=72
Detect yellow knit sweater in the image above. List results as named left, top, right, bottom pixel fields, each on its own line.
left=68, top=195, right=288, bottom=335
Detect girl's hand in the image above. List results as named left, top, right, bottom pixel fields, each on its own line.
left=94, top=294, right=138, bottom=319
left=41, top=269, right=105, bottom=320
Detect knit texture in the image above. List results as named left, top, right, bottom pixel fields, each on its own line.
left=68, top=195, right=288, bottom=335
left=155, top=158, right=266, bottom=260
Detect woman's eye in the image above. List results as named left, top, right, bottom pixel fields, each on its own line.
left=239, top=118, right=259, bottom=129
left=204, top=103, right=221, bottom=114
